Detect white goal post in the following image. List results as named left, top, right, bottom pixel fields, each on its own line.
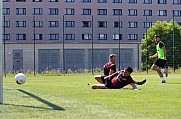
left=0, top=1, right=3, bottom=104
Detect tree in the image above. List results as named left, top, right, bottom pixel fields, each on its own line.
left=141, top=20, right=181, bottom=70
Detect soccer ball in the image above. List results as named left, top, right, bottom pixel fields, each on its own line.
left=15, top=73, right=26, bottom=85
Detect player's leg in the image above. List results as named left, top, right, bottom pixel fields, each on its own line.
left=136, top=79, right=147, bottom=85
left=161, top=61, right=168, bottom=77
left=161, top=68, right=168, bottom=77
left=157, top=59, right=167, bottom=82
left=92, top=84, right=108, bottom=89
left=151, top=64, right=162, bottom=76
left=164, top=67, right=168, bottom=77
left=151, top=59, right=166, bottom=83
left=151, top=64, right=166, bottom=83
left=94, top=75, right=103, bottom=83
left=94, top=75, right=108, bottom=84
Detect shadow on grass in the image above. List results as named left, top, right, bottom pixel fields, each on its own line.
left=121, top=88, right=142, bottom=90
left=4, top=89, right=65, bottom=110
left=165, top=82, right=181, bottom=85
left=3, top=103, right=63, bottom=111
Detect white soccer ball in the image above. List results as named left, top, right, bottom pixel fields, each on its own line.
left=15, top=73, right=26, bottom=85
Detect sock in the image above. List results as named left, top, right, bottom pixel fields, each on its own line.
left=161, top=77, right=165, bottom=81
left=137, top=79, right=146, bottom=85
left=161, top=68, right=165, bottom=73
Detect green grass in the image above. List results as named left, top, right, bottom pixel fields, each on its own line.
left=0, top=72, right=181, bottom=119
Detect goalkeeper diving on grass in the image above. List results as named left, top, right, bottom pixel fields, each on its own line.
left=92, top=67, right=146, bottom=90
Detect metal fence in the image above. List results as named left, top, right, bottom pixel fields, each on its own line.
left=2, top=15, right=181, bottom=75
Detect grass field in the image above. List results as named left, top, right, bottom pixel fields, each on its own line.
left=0, top=72, right=181, bottom=119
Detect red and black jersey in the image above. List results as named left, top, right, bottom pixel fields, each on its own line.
left=103, top=61, right=116, bottom=76
left=106, top=70, right=134, bottom=89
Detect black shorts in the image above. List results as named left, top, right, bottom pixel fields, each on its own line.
left=154, top=58, right=166, bottom=68
left=100, top=75, right=112, bottom=88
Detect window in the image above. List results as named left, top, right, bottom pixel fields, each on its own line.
left=65, top=0, right=74, bottom=2
left=144, top=0, right=152, bottom=4
left=16, top=21, right=26, bottom=27
left=128, top=9, right=137, bottom=16
left=173, top=10, right=181, bottom=16
left=98, top=34, right=107, bottom=40
left=65, top=21, right=75, bottom=27
left=3, top=0, right=10, bottom=2
left=3, top=8, right=10, bottom=15
left=3, top=34, right=10, bottom=40
left=143, top=22, right=153, bottom=28
left=98, top=0, right=107, bottom=3
left=82, top=21, right=91, bottom=27
left=128, top=22, right=137, bottom=28
left=177, top=22, right=181, bottom=25
left=98, top=21, right=107, bottom=27
left=158, top=10, right=167, bottom=16
left=143, top=10, right=152, bottom=16
left=128, top=34, right=137, bottom=40
left=65, top=8, right=74, bottom=15
left=113, top=34, right=122, bottom=40
left=82, top=34, right=91, bottom=40
left=82, top=0, right=91, bottom=2
left=16, top=8, right=26, bottom=15
left=49, top=21, right=59, bottom=27
left=173, top=0, right=181, bottom=4
left=82, top=9, right=91, bottom=15
left=113, top=21, right=122, bottom=28
left=33, top=21, right=43, bottom=27
left=49, top=8, right=58, bottom=15
left=33, top=8, right=43, bottom=15
left=16, top=34, right=26, bottom=40
left=32, top=0, right=42, bottom=2
left=113, top=0, right=122, bottom=3
left=158, top=0, right=166, bottom=4
left=98, top=9, right=107, bottom=15
left=128, top=0, right=137, bottom=3
left=113, top=9, right=122, bottom=15
left=16, top=0, right=26, bottom=1
left=65, top=34, right=75, bottom=40
left=49, top=34, right=59, bottom=40
left=49, top=0, right=58, bottom=2
left=34, top=34, right=43, bottom=40
left=3, top=21, right=10, bottom=28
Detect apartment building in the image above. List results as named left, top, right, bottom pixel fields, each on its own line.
left=2, top=0, right=181, bottom=72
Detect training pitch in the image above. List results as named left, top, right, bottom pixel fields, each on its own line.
left=0, top=72, right=181, bottom=119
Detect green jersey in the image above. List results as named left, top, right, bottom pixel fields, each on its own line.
left=156, top=41, right=165, bottom=60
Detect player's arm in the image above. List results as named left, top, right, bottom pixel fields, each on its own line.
left=107, top=69, right=114, bottom=80
left=109, top=69, right=115, bottom=75
left=162, top=46, right=167, bottom=60
left=149, top=53, right=158, bottom=59
left=159, top=42, right=167, bottom=60
left=109, top=64, right=116, bottom=75
left=104, top=71, right=119, bottom=80
left=108, top=64, right=116, bottom=79
left=130, top=83, right=138, bottom=90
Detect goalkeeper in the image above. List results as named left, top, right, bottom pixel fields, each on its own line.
left=92, top=67, right=146, bottom=90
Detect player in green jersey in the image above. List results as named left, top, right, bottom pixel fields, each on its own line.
left=149, top=34, right=168, bottom=83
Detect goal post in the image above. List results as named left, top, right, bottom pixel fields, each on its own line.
left=0, top=1, right=3, bottom=104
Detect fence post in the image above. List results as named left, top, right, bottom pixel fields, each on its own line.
left=33, top=16, right=36, bottom=76
left=91, top=15, right=94, bottom=74
left=145, top=15, right=148, bottom=74
left=62, top=15, right=65, bottom=73
left=172, top=14, right=175, bottom=73
left=118, top=15, right=121, bottom=71
left=3, top=16, right=6, bottom=76
left=0, top=0, right=3, bottom=104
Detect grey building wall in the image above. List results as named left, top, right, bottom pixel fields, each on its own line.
left=2, top=0, right=181, bottom=72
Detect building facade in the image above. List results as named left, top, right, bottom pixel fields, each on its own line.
left=2, top=0, right=181, bottom=72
